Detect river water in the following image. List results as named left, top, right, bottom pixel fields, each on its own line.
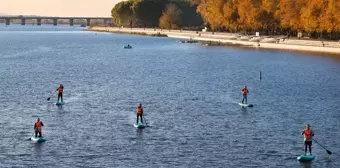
left=0, top=25, right=339, bottom=168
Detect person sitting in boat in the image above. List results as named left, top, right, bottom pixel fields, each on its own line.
left=241, top=86, right=249, bottom=104
left=34, top=118, right=44, bottom=137
left=136, top=103, right=143, bottom=124
left=56, top=84, right=64, bottom=102
left=302, top=124, right=314, bottom=155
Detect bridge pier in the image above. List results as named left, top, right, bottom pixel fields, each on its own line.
left=6, top=18, right=10, bottom=25
left=86, top=19, right=91, bottom=26
left=21, top=18, right=25, bottom=25
left=53, top=18, right=58, bottom=26
left=37, top=19, right=41, bottom=26
left=69, top=19, right=74, bottom=26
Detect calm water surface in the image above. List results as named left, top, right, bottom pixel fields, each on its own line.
left=0, top=25, right=339, bottom=168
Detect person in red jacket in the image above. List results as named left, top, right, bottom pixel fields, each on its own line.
left=302, top=124, right=314, bottom=155
left=136, top=103, right=143, bottom=124
left=241, top=86, right=249, bottom=104
left=34, top=118, right=44, bottom=137
left=57, top=84, right=64, bottom=102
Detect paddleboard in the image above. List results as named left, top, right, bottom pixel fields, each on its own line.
left=134, top=121, right=145, bottom=129
left=56, top=101, right=64, bottom=105
left=238, top=102, right=253, bottom=107
left=297, top=153, right=315, bottom=161
left=30, top=136, right=47, bottom=143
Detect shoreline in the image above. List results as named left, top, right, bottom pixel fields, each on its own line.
left=89, top=26, right=340, bottom=55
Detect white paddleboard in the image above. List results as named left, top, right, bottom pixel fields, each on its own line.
left=238, top=102, right=253, bottom=107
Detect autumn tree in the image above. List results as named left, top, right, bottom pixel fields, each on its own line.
left=159, top=4, right=182, bottom=29
left=300, top=0, right=327, bottom=33
left=320, top=0, right=340, bottom=39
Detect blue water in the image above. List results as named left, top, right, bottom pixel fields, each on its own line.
left=0, top=25, right=339, bottom=168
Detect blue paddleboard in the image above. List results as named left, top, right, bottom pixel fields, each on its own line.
left=297, top=153, right=315, bottom=161
left=134, top=121, right=145, bottom=129
left=56, top=101, right=64, bottom=105
left=30, top=136, right=47, bottom=143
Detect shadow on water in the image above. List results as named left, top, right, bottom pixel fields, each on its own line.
left=240, top=106, right=248, bottom=115
left=299, top=161, right=313, bottom=168
left=32, top=142, right=44, bottom=157
left=135, top=128, right=144, bottom=138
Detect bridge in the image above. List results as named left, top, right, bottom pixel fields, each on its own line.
left=0, top=16, right=113, bottom=26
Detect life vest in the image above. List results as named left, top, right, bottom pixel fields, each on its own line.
left=35, top=121, right=42, bottom=129
left=304, top=129, right=312, bottom=140
left=57, top=87, right=63, bottom=93
left=137, top=106, right=143, bottom=114
left=242, top=88, right=248, bottom=94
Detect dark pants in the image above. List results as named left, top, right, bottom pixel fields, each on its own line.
left=35, top=129, right=42, bottom=137
left=242, top=94, right=247, bottom=104
left=304, top=141, right=312, bottom=154
left=137, top=114, right=143, bottom=124
left=58, top=92, right=63, bottom=102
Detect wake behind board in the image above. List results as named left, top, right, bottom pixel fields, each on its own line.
left=134, top=121, right=145, bottom=129
left=30, top=136, right=47, bottom=143
left=297, top=153, right=315, bottom=161
left=56, top=101, right=64, bottom=106
left=238, top=102, right=253, bottom=107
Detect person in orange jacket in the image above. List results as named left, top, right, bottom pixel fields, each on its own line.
left=56, top=84, right=64, bottom=102
left=34, top=118, right=44, bottom=137
left=302, top=124, right=314, bottom=155
left=136, top=103, right=143, bottom=124
left=241, top=86, right=249, bottom=104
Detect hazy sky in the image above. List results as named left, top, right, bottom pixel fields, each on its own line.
left=0, top=0, right=122, bottom=17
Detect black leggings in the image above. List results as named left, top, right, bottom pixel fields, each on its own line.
left=304, top=141, right=312, bottom=154
left=58, top=93, right=63, bottom=102
left=35, top=130, right=42, bottom=137
left=137, top=114, right=143, bottom=123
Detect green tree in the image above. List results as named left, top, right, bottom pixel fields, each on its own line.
left=111, top=1, right=135, bottom=26
left=132, top=0, right=168, bottom=27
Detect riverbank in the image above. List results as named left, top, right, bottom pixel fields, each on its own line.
left=89, top=26, right=340, bottom=55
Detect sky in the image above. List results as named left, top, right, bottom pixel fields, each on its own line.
left=0, top=0, right=122, bottom=17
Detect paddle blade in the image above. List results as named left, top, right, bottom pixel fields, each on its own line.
left=327, top=150, right=332, bottom=155
left=47, top=97, right=50, bottom=101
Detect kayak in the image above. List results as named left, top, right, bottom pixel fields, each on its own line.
left=134, top=121, right=145, bottom=129
left=30, top=136, right=47, bottom=143
left=56, top=101, right=64, bottom=105
left=238, top=102, right=253, bottom=107
left=124, top=46, right=132, bottom=49
left=297, top=153, right=315, bottom=161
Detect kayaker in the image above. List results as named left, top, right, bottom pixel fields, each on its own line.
left=241, top=86, right=249, bottom=104
left=56, top=84, right=64, bottom=102
left=302, top=124, right=314, bottom=155
left=136, top=103, right=143, bottom=124
left=34, top=118, right=44, bottom=137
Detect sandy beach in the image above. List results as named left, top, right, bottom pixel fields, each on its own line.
left=89, top=26, right=340, bottom=55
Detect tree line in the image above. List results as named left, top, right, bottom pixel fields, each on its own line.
left=112, top=0, right=340, bottom=39
left=111, top=0, right=203, bottom=29
left=195, top=0, right=340, bottom=39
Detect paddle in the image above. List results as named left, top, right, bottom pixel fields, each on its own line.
left=47, top=90, right=57, bottom=101
left=143, top=115, right=148, bottom=127
left=28, top=131, right=35, bottom=140
left=312, top=138, right=332, bottom=155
